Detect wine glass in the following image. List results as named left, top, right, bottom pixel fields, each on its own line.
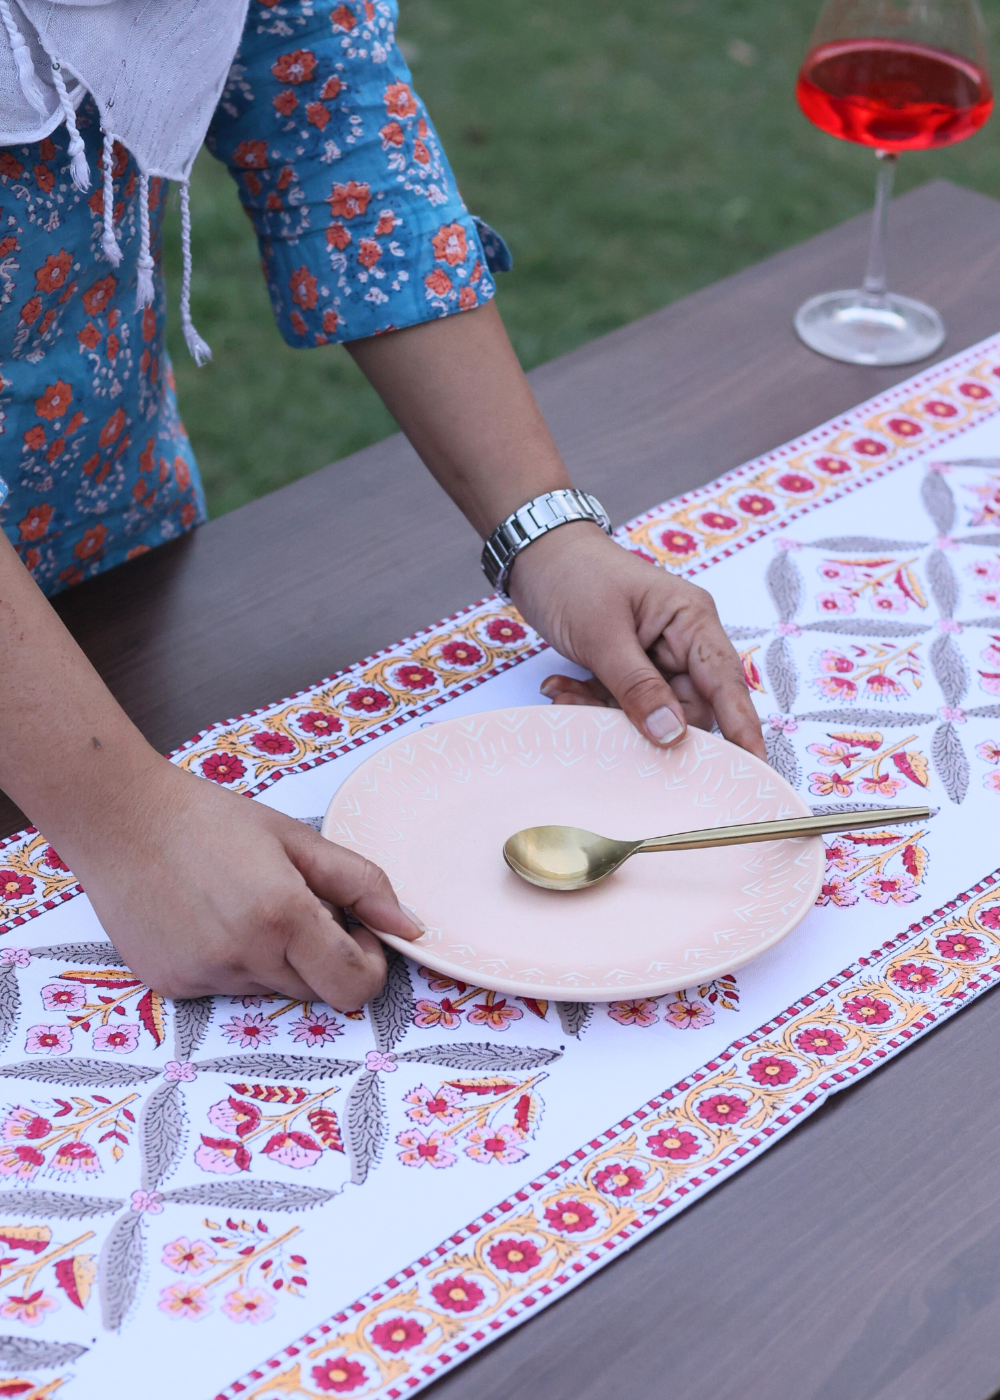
left=795, top=0, right=993, bottom=366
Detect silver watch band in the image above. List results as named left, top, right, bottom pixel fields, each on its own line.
left=481, top=488, right=613, bottom=596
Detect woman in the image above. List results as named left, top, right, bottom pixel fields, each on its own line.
left=0, top=0, right=763, bottom=1011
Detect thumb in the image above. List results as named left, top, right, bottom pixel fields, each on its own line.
left=287, top=826, right=424, bottom=943
left=593, top=631, right=688, bottom=748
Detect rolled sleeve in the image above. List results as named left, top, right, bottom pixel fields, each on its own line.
left=0, top=474, right=7, bottom=511
left=207, top=0, right=497, bottom=346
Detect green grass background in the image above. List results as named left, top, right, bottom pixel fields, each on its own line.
left=162, top=0, right=1000, bottom=517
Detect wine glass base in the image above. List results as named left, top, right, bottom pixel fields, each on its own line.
left=794, top=290, right=945, bottom=366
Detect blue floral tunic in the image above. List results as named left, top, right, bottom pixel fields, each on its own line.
left=0, top=0, right=502, bottom=595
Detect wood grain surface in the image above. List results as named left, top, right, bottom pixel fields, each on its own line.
left=2, top=178, right=999, bottom=1399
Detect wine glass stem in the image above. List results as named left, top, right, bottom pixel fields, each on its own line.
left=862, top=150, right=898, bottom=302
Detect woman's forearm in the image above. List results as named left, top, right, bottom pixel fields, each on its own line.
left=346, top=300, right=573, bottom=536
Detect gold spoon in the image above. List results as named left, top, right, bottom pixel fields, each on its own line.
left=503, top=805, right=931, bottom=892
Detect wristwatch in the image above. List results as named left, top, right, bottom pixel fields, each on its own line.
left=481, top=488, right=613, bottom=597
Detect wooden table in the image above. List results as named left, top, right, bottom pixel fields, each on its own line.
left=4, top=179, right=1000, bottom=1400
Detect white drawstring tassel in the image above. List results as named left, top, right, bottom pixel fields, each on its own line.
left=0, top=0, right=47, bottom=115
left=49, top=60, right=89, bottom=191
left=100, top=133, right=121, bottom=267
left=179, top=180, right=211, bottom=365
left=134, top=170, right=154, bottom=311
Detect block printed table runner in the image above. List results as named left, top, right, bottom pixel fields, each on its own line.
left=3, top=336, right=1000, bottom=1399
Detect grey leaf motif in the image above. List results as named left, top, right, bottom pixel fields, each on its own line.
left=0, top=1190, right=124, bottom=1219
left=0, top=1336, right=89, bottom=1369
left=345, top=1069, right=384, bottom=1187
left=98, top=1210, right=144, bottom=1332
left=766, top=551, right=802, bottom=622
left=925, top=550, right=958, bottom=618
left=297, top=814, right=325, bottom=832
left=921, top=470, right=956, bottom=536
left=0, top=1060, right=160, bottom=1086
left=957, top=615, right=1000, bottom=629
left=31, top=942, right=127, bottom=966
left=801, top=619, right=930, bottom=638
left=194, top=1054, right=361, bottom=1079
left=765, top=637, right=797, bottom=712
left=370, top=952, right=414, bottom=1053
left=0, top=965, right=19, bottom=1055
left=557, top=1003, right=592, bottom=1039
left=724, top=625, right=771, bottom=640
left=953, top=533, right=1000, bottom=547
left=809, top=802, right=938, bottom=819
left=397, top=1044, right=564, bottom=1071
left=930, top=633, right=968, bottom=708
left=141, top=1081, right=186, bottom=1192
left=807, top=536, right=928, bottom=551
left=173, top=997, right=214, bottom=1061
left=160, top=1180, right=340, bottom=1210
left=966, top=704, right=1000, bottom=718
left=932, top=721, right=969, bottom=804
left=941, top=458, right=1000, bottom=469
left=765, top=729, right=800, bottom=789
left=796, top=709, right=935, bottom=726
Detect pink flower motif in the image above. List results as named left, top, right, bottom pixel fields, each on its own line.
left=817, top=591, right=855, bottom=614
left=775, top=621, right=801, bottom=636
left=978, top=587, right=1000, bottom=609
left=936, top=933, right=985, bottom=961
left=201, top=752, right=246, bottom=785
left=737, top=492, right=775, bottom=517
left=439, top=640, right=484, bottom=668
left=49, top=1141, right=100, bottom=1178
left=220, top=1013, right=278, bottom=1049
left=208, top=1097, right=262, bottom=1139
left=938, top=618, right=962, bottom=633
left=311, top=1357, right=367, bottom=1393
left=662, top=997, right=714, bottom=1030
left=297, top=709, right=343, bottom=738
left=809, top=771, right=853, bottom=798
left=130, top=1189, right=163, bottom=1214
left=164, top=1060, right=197, bottom=1082
left=647, top=1127, right=700, bottom=1160
left=824, top=839, right=860, bottom=874
left=1, top=1106, right=51, bottom=1143
left=40, top=982, right=85, bottom=1011
left=93, top=1023, right=140, bottom=1054
left=393, top=663, right=438, bottom=691
left=986, top=771, right=1000, bottom=794
left=465, top=999, right=522, bottom=1030
left=162, top=1237, right=213, bottom=1274
left=976, top=739, right=1000, bottom=764
left=263, top=1131, right=323, bottom=1169
left=873, top=593, right=908, bottom=613
left=544, top=1199, right=597, bottom=1232
left=221, top=1287, right=274, bottom=1324
left=794, top=1026, right=846, bottom=1055
left=396, top=1127, right=457, bottom=1168
left=158, top=1281, right=211, bottom=1320
left=430, top=1275, right=484, bottom=1314
left=814, top=455, right=851, bottom=475
left=0, top=870, right=34, bottom=901
left=290, top=1012, right=343, bottom=1046
left=608, top=998, right=659, bottom=1027
left=890, top=961, right=940, bottom=992
left=777, top=473, right=815, bottom=494
left=594, top=1162, right=645, bottom=1196
left=412, top=998, right=462, bottom=1029
left=808, top=739, right=855, bottom=767
left=940, top=706, right=967, bottom=724
left=0, top=1145, right=45, bottom=1180
left=817, top=875, right=860, bottom=907
left=858, top=774, right=905, bottom=797
left=887, top=417, right=922, bottom=438
left=0, top=1291, right=57, bottom=1326
left=344, top=685, right=391, bottom=713
left=25, top=1024, right=72, bottom=1055
left=818, top=561, right=856, bottom=583
left=774, top=536, right=803, bottom=551
left=865, top=672, right=905, bottom=701
left=767, top=714, right=799, bottom=733
left=194, top=1136, right=251, bottom=1174
left=0, top=948, right=31, bottom=967
left=748, top=1055, right=797, bottom=1086
left=403, top=1083, right=463, bottom=1126
left=250, top=730, right=296, bottom=756
left=842, top=995, right=892, bottom=1026
left=968, top=557, right=1000, bottom=582
left=365, top=1050, right=397, bottom=1072
left=464, top=1124, right=528, bottom=1165
left=852, top=437, right=888, bottom=456
left=488, top=1237, right=542, bottom=1273
left=863, top=873, right=919, bottom=905
left=923, top=399, right=958, bottom=418
left=819, top=649, right=855, bottom=675
left=371, top=1316, right=427, bottom=1353
left=484, top=617, right=527, bottom=645
left=815, top=675, right=859, bottom=701
left=697, top=1094, right=748, bottom=1126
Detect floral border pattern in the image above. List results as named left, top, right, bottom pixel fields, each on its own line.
left=215, top=866, right=1000, bottom=1400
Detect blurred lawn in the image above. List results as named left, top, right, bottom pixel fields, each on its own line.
left=162, top=0, right=1000, bottom=517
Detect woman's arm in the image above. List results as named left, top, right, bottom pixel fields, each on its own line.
left=347, top=301, right=765, bottom=758
left=0, top=531, right=420, bottom=1008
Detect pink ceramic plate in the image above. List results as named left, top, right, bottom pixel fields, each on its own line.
left=321, top=707, right=824, bottom=999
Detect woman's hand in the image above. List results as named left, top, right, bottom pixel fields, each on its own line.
left=76, top=761, right=423, bottom=1012
left=509, top=522, right=766, bottom=759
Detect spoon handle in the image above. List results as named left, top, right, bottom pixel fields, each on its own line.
left=638, top=804, right=931, bottom=854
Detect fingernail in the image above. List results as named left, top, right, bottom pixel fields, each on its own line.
left=402, top=905, right=428, bottom=934
left=539, top=678, right=560, bottom=698
left=645, top=706, right=685, bottom=745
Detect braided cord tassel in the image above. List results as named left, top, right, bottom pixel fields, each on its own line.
left=0, top=0, right=47, bottom=115
left=134, top=170, right=154, bottom=311
left=49, top=60, right=89, bottom=191
left=179, top=181, right=211, bottom=365
left=100, top=133, right=121, bottom=267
